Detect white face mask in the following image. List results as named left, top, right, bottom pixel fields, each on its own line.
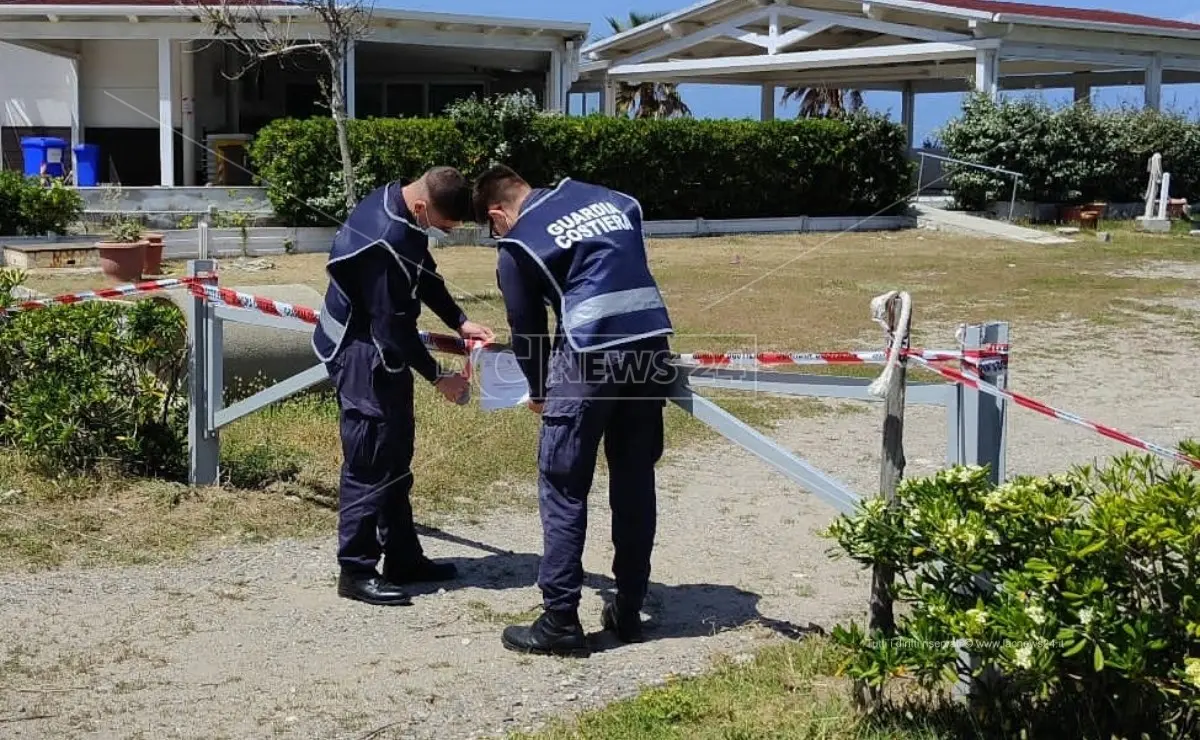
left=416, top=208, right=449, bottom=241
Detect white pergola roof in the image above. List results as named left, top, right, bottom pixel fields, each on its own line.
left=0, top=2, right=590, bottom=51
left=578, top=0, right=1200, bottom=94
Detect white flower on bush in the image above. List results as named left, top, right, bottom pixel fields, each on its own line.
left=966, top=608, right=988, bottom=628
left=983, top=488, right=1006, bottom=511
left=1014, top=645, right=1034, bottom=670
left=1185, top=658, right=1200, bottom=688
left=1078, top=607, right=1095, bottom=627
left=1026, top=603, right=1047, bottom=626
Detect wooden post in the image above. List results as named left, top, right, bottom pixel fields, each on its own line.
left=870, top=295, right=908, bottom=637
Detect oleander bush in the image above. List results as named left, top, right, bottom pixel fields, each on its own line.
left=937, top=92, right=1200, bottom=209
left=0, top=170, right=84, bottom=236
left=0, top=294, right=188, bottom=477
left=824, top=450, right=1200, bottom=739
left=249, top=91, right=914, bottom=226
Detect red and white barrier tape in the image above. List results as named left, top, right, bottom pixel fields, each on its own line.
left=189, top=282, right=320, bottom=324
left=675, top=346, right=1008, bottom=368
left=190, top=285, right=1017, bottom=369
left=0, top=276, right=198, bottom=316
left=907, top=355, right=1200, bottom=470
left=13, top=279, right=1192, bottom=468
left=188, top=283, right=482, bottom=358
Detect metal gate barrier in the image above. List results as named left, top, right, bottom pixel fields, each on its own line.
left=184, top=259, right=1008, bottom=508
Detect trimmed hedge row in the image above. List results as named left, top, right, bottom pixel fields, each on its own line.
left=937, top=93, right=1200, bottom=210
left=248, top=110, right=914, bottom=227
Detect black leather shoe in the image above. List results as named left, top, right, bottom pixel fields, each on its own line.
left=501, top=610, right=590, bottom=658
left=601, top=600, right=645, bottom=643
left=384, top=556, right=458, bottom=585
left=337, top=571, right=412, bottom=606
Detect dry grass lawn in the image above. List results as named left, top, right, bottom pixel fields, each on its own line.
left=5, top=227, right=1200, bottom=572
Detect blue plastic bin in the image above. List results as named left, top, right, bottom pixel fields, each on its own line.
left=73, top=143, right=100, bottom=186
left=20, top=136, right=67, bottom=178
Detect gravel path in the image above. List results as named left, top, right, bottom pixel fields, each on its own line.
left=3, top=306, right=1199, bottom=739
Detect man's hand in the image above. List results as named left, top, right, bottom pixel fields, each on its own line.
left=435, top=372, right=470, bottom=404
left=459, top=320, right=495, bottom=343
left=526, top=399, right=544, bottom=415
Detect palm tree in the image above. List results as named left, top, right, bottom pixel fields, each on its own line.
left=605, top=12, right=692, bottom=119
left=781, top=86, right=864, bottom=118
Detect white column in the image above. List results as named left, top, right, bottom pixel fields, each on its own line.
left=181, top=40, right=196, bottom=186
left=901, top=82, right=915, bottom=148
left=344, top=41, right=356, bottom=119
left=1145, top=53, right=1163, bottom=111
left=70, top=56, right=82, bottom=178
left=158, top=37, right=175, bottom=186
left=547, top=48, right=565, bottom=112
left=974, top=49, right=998, bottom=99
left=602, top=80, right=617, bottom=116
left=1073, top=81, right=1091, bottom=106
left=760, top=84, right=775, bottom=121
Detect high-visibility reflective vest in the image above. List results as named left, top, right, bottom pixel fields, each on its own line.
left=311, top=181, right=428, bottom=370
left=499, top=178, right=672, bottom=352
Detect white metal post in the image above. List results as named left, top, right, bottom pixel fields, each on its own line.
left=158, top=37, right=175, bottom=186
left=602, top=80, right=617, bottom=116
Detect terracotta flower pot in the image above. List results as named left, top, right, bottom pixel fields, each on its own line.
left=142, top=232, right=164, bottom=275
left=97, top=240, right=146, bottom=282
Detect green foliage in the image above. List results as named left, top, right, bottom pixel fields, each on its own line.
left=824, top=456, right=1200, bottom=738
left=248, top=98, right=913, bottom=226
left=220, top=439, right=306, bottom=490
left=106, top=214, right=143, bottom=243
left=249, top=116, right=470, bottom=225
left=937, top=93, right=1200, bottom=209
left=0, top=170, right=84, bottom=236
left=0, top=299, right=188, bottom=477
left=0, top=268, right=26, bottom=311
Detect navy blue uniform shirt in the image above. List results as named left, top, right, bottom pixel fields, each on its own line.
left=496, top=187, right=555, bottom=402
left=339, top=189, right=467, bottom=383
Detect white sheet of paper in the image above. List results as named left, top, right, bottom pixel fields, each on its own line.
left=471, top=347, right=531, bottom=411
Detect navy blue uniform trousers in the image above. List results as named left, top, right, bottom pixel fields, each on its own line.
left=328, top=338, right=423, bottom=574
left=537, top=337, right=673, bottom=613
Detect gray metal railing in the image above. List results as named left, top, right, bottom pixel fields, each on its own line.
left=917, top=151, right=1025, bottom=222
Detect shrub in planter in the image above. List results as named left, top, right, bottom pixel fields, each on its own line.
left=97, top=216, right=146, bottom=282
left=824, top=454, right=1200, bottom=739
left=0, top=297, right=188, bottom=477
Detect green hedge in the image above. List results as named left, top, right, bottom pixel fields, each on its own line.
left=937, top=93, right=1200, bottom=210
left=248, top=105, right=913, bottom=227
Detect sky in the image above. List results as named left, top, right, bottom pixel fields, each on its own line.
left=386, top=0, right=1200, bottom=145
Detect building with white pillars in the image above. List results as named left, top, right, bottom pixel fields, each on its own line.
left=0, top=1, right=586, bottom=187
left=574, top=0, right=1200, bottom=146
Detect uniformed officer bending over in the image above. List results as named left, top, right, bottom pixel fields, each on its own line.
left=313, top=166, right=495, bottom=607
left=472, top=165, right=675, bottom=657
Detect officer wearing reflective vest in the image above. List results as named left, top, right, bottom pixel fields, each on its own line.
left=313, top=166, right=495, bottom=607
left=472, top=165, right=676, bottom=656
